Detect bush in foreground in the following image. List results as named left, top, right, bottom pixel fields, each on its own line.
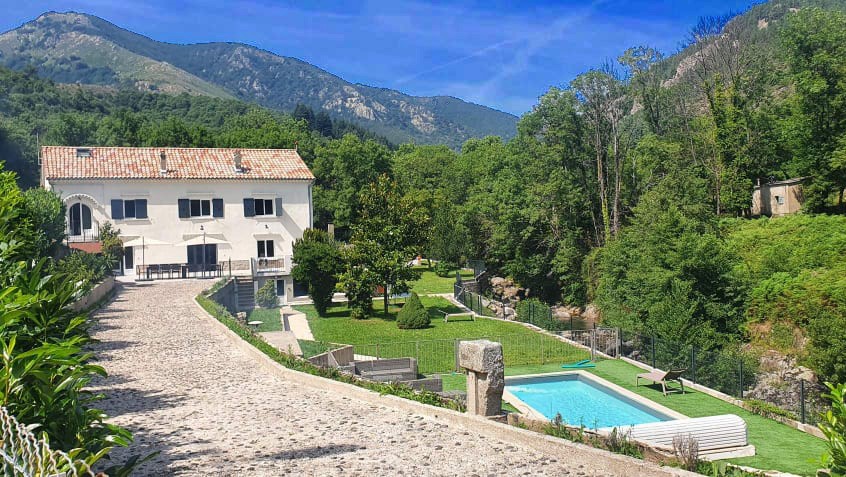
left=397, top=292, right=430, bottom=329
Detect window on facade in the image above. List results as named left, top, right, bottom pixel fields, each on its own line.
left=257, top=239, right=275, bottom=258
left=276, top=279, right=285, bottom=297
left=124, top=200, right=136, bottom=218
left=775, top=195, right=784, bottom=205
left=190, top=199, right=211, bottom=217
left=254, top=198, right=274, bottom=216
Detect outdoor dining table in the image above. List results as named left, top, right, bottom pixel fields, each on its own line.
left=247, top=320, right=263, bottom=331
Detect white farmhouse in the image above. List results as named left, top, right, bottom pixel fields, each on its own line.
left=41, top=146, right=315, bottom=306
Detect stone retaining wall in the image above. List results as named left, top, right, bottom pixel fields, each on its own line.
left=70, top=276, right=115, bottom=312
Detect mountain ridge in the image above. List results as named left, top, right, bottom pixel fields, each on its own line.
left=0, top=11, right=518, bottom=147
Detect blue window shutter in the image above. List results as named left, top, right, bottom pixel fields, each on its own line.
left=275, top=197, right=283, bottom=217
left=212, top=198, right=224, bottom=218
left=243, top=198, right=255, bottom=217
left=136, top=199, right=148, bottom=219
left=111, top=199, right=124, bottom=220
left=178, top=199, right=190, bottom=218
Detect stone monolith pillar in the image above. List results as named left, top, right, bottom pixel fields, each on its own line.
left=458, top=339, right=504, bottom=416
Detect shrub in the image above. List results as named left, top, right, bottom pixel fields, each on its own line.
left=397, top=292, right=430, bottom=329
left=433, top=261, right=454, bottom=278
left=292, top=229, right=342, bottom=316
left=256, top=280, right=277, bottom=308
left=819, top=382, right=846, bottom=476
left=54, top=250, right=113, bottom=292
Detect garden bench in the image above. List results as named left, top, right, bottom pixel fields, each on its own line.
left=438, top=309, right=475, bottom=322
left=353, top=358, right=418, bottom=381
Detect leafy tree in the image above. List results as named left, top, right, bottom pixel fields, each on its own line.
left=292, top=228, right=342, bottom=315
left=819, top=382, right=846, bottom=476
left=99, top=222, right=123, bottom=270
left=347, top=175, right=429, bottom=314
left=312, top=134, right=392, bottom=235
left=256, top=279, right=278, bottom=309
left=781, top=8, right=846, bottom=211
left=21, top=188, right=66, bottom=257
left=338, top=245, right=377, bottom=319
left=396, top=292, right=430, bottom=329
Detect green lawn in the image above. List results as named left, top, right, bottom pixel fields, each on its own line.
left=247, top=308, right=283, bottom=332
left=295, top=297, right=589, bottom=373
left=409, top=267, right=474, bottom=295
left=435, top=360, right=825, bottom=476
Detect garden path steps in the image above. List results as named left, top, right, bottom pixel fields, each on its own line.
left=282, top=306, right=314, bottom=340
left=88, top=280, right=598, bottom=476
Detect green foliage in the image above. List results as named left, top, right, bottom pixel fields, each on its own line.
left=781, top=8, right=846, bottom=211
left=99, top=222, right=123, bottom=268
left=819, top=382, right=846, bottom=476
left=21, top=188, right=65, bottom=257
left=292, top=228, right=342, bottom=315
left=54, top=251, right=113, bottom=292
left=0, top=164, right=131, bottom=470
left=396, top=292, right=430, bottom=329
left=346, top=175, right=429, bottom=314
left=743, top=399, right=798, bottom=421
left=432, top=261, right=453, bottom=278
left=256, top=280, right=278, bottom=309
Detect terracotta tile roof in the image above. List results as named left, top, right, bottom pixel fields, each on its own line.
left=69, top=241, right=103, bottom=254
left=42, top=147, right=315, bottom=181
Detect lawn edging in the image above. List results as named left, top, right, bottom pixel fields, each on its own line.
left=193, top=293, right=698, bottom=477
left=620, top=356, right=825, bottom=439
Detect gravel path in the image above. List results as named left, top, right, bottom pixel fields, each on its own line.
left=90, top=280, right=601, bottom=476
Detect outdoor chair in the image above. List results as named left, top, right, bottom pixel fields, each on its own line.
left=636, top=368, right=686, bottom=396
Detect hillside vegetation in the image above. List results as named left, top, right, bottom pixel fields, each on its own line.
left=0, top=12, right=517, bottom=147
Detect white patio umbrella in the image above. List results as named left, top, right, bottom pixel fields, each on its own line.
left=121, top=236, right=171, bottom=272
left=174, top=236, right=230, bottom=246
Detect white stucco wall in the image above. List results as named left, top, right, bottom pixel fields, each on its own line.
left=46, top=178, right=312, bottom=272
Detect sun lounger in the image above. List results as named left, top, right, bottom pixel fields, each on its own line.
left=636, top=368, right=686, bottom=396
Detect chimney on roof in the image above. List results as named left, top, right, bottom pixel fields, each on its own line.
left=234, top=150, right=243, bottom=172
left=160, top=150, right=167, bottom=174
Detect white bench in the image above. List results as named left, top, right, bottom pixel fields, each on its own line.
left=626, top=414, right=754, bottom=460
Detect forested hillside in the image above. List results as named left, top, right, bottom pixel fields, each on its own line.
left=0, top=11, right=518, bottom=148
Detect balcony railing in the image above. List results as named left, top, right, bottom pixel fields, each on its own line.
left=252, top=255, right=293, bottom=274
left=66, top=224, right=100, bottom=243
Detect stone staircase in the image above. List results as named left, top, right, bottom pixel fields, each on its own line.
left=234, top=277, right=255, bottom=311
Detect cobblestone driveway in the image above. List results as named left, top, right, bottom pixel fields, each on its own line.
left=90, top=280, right=602, bottom=476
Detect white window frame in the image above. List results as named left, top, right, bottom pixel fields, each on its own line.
left=190, top=199, right=212, bottom=218
left=253, top=198, right=274, bottom=216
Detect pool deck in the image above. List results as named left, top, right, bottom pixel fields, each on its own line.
left=503, top=370, right=688, bottom=425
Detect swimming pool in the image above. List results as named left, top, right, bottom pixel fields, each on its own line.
left=504, top=371, right=684, bottom=429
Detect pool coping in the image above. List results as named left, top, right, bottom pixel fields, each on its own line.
left=503, top=370, right=688, bottom=426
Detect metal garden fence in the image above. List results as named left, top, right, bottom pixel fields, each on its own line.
left=355, top=332, right=600, bottom=375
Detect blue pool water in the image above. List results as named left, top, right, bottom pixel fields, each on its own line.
left=506, top=374, right=672, bottom=428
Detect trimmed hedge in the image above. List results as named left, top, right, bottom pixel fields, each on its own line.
left=196, top=283, right=461, bottom=411
left=397, top=292, right=430, bottom=329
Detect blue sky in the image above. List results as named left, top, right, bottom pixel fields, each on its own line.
left=1, top=0, right=756, bottom=116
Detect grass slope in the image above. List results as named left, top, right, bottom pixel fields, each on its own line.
left=296, top=297, right=589, bottom=373
left=408, top=267, right=474, bottom=295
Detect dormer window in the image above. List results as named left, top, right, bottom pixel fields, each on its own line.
left=76, top=148, right=92, bottom=158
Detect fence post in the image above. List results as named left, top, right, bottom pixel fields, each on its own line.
left=691, top=347, right=697, bottom=384
left=540, top=335, right=545, bottom=364
left=454, top=339, right=460, bottom=372
left=376, top=343, right=380, bottom=359
left=570, top=315, right=573, bottom=331
left=228, top=257, right=232, bottom=278
left=591, top=330, right=596, bottom=361
left=617, top=328, right=622, bottom=359
left=800, top=379, right=806, bottom=424
left=651, top=335, right=656, bottom=369
left=739, top=360, right=744, bottom=399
